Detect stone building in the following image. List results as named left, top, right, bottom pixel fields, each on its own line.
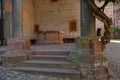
left=0, top=0, right=117, bottom=45
left=114, top=3, right=120, bottom=28
left=96, top=2, right=120, bottom=38
left=112, top=3, right=120, bottom=38
left=0, top=0, right=81, bottom=44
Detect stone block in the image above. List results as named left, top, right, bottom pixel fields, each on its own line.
left=2, top=50, right=33, bottom=67
left=26, top=50, right=33, bottom=59
left=20, top=39, right=30, bottom=50
left=37, top=31, right=64, bottom=44
left=46, top=31, right=59, bottom=41
left=2, top=50, right=28, bottom=66
left=80, top=67, right=108, bottom=80
left=7, top=38, right=30, bottom=51
left=76, top=36, right=102, bottom=55
left=0, top=56, right=2, bottom=65
left=7, top=39, right=23, bottom=50
left=94, top=67, right=108, bottom=80
left=37, top=31, right=45, bottom=44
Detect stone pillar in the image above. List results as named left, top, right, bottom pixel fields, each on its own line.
left=70, top=37, right=108, bottom=80
left=3, top=0, right=12, bottom=39
left=2, top=0, right=32, bottom=67
left=80, top=0, right=95, bottom=36
left=11, top=0, right=22, bottom=38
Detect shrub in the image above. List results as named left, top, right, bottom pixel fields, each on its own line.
left=111, top=27, right=120, bottom=32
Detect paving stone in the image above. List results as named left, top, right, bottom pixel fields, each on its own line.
left=0, top=66, right=76, bottom=80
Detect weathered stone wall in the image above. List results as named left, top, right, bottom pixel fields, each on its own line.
left=23, top=0, right=35, bottom=39
left=114, top=3, right=120, bottom=28
left=95, top=1, right=113, bottom=37
left=34, top=0, right=81, bottom=38
left=22, top=0, right=114, bottom=39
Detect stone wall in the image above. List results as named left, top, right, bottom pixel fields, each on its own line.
left=23, top=0, right=35, bottom=39
left=114, top=3, right=120, bottom=28
left=22, top=0, right=114, bottom=39
left=34, top=0, right=81, bottom=38
left=95, top=1, right=113, bottom=37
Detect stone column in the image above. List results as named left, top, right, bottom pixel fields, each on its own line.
left=3, top=0, right=12, bottom=39
left=11, top=0, right=22, bottom=38
left=80, top=0, right=95, bottom=36
left=77, top=1, right=109, bottom=79
left=2, top=0, right=32, bottom=67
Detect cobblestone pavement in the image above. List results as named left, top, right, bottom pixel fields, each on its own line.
left=0, top=66, right=72, bottom=80
left=104, top=42, right=120, bottom=80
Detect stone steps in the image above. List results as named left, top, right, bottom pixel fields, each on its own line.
left=14, top=67, right=80, bottom=79
left=18, top=60, right=75, bottom=69
left=0, top=50, right=6, bottom=56
left=33, top=50, right=69, bottom=55
left=14, top=49, right=80, bottom=79
left=31, top=55, right=69, bottom=61
left=14, top=67, right=80, bottom=74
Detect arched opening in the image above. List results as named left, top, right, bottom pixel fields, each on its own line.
left=97, top=28, right=101, bottom=37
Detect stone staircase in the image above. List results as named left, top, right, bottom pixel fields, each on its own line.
left=14, top=48, right=80, bottom=79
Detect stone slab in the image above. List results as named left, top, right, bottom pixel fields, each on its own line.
left=7, top=38, right=30, bottom=50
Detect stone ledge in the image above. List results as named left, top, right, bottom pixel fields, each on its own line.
left=7, top=38, right=30, bottom=51
left=2, top=50, right=33, bottom=67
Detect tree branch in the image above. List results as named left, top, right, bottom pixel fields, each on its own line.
left=99, top=1, right=109, bottom=12
left=84, top=0, right=112, bottom=50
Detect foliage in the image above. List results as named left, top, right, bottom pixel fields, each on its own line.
left=69, top=52, right=108, bottom=69
left=97, top=0, right=120, bottom=3
left=111, top=27, right=120, bottom=32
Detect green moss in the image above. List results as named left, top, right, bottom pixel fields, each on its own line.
left=69, top=52, right=108, bottom=69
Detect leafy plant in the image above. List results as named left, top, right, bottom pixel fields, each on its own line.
left=111, top=27, right=120, bottom=32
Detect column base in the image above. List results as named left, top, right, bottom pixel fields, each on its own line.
left=2, top=38, right=32, bottom=67
left=69, top=36, right=109, bottom=80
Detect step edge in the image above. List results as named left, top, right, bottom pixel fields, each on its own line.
left=14, top=67, right=80, bottom=74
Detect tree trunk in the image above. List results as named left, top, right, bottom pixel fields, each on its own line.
left=84, top=0, right=112, bottom=50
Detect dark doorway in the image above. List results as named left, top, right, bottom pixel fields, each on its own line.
left=0, top=0, right=4, bottom=45
left=97, top=28, right=101, bottom=37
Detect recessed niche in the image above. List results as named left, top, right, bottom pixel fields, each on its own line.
left=51, top=0, right=58, bottom=2
left=69, top=20, right=77, bottom=32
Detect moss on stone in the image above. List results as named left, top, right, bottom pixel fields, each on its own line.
left=2, top=50, right=29, bottom=64
left=69, top=52, right=108, bottom=69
